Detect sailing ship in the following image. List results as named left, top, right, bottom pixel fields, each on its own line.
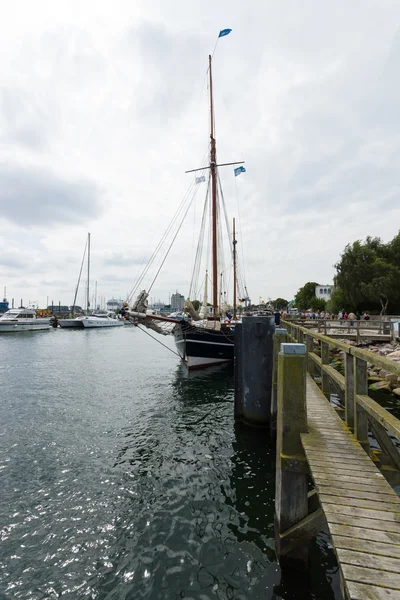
left=128, top=52, right=248, bottom=369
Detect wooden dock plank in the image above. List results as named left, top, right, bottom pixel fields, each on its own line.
left=311, top=472, right=387, bottom=487
left=320, top=487, right=398, bottom=502
left=316, top=479, right=397, bottom=495
left=333, top=535, right=400, bottom=558
left=324, top=512, right=400, bottom=534
left=320, top=494, right=400, bottom=513
left=325, top=505, right=400, bottom=524
left=307, top=459, right=378, bottom=472
left=340, top=563, right=400, bottom=590
left=337, top=548, right=400, bottom=573
left=330, top=523, right=400, bottom=545
left=346, top=581, right=400, bottom=599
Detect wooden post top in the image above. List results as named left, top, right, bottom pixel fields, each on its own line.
left=281, top=343, right=306, bottom=355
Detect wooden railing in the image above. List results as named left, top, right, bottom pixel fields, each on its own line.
left=286, top=318, right=392, bottom=341
left=281, top=320, right=400, bottom=478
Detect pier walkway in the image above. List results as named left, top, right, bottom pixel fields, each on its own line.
left=305, top=375, right=400, bottom=600
left=274, top=321, right=400, bottom=600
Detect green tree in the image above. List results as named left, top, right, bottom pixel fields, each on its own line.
left=326, top=288, right=347, bottom=315
left=310, top=297, right=326, bottom=312
left=294, top=282, right=319, bottom=310
left=274, top=298, right=288, bottom=310
left=334, top=234, right=400, bottom=314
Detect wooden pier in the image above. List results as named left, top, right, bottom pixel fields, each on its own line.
left=265, top=320, right=400, bottom=599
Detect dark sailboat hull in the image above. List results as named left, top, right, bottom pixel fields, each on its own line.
left=173, top=321, right=234, bottom=369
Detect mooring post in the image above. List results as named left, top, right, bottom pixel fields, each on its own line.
left=270, top=328, right=288, bottom=437
left=275, top=343, right=309, bottom=567
left=234, top=322, right=243, bottom=421
left=236, top=316, right=275, bottom=426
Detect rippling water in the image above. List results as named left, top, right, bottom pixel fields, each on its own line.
left=0, top=327, right=340, bottom=599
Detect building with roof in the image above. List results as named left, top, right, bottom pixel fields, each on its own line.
left=315, top=284, right=333, bottom=301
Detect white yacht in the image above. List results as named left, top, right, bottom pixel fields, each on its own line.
left=0, top=308, right=50, bottom=332
left=81, top=314, right=124, bottom=328
left=59, top=316, right=85, bottom=329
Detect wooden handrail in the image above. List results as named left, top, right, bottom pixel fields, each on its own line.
left=280, top=319, right=400, bottom=470
left=282, top=319, right=400, bottom=374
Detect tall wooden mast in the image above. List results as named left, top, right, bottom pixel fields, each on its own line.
left=87, top=232, right=91, bottom=312
left=233, top=218, right=237, bottom=320
left=209, top=54, right=218, bottom=316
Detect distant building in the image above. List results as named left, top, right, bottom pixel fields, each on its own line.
left=47, top=305, right=70, bottom=313
left=0, top=289, right=8, bottom=314
left=315, top=285, right=333, bottom=301
left=107, top=298, right=123, bottom=311
left=171, top=291, right=184, bottom=312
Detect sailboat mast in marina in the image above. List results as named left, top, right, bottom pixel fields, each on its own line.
left=127, top=46, right=247, bottom=369
left=209, top=54, right=218, bottom=317
left=173, top=54, right=244, bottom=369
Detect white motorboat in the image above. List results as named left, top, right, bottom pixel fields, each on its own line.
left=0, top=307, right=50, bottom=332
left=81, top=314, right=124, bottom=328
left=59, top=316, right=85, bottom=329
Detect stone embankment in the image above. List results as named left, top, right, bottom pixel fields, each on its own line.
left=331, top=339, right=400, bottom=397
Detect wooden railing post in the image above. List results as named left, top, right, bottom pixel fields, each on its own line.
left=271, top=328, right=288, bottom=436
left=354, top=356, right=370, bottom=454
left=345, top=352, right=354, bottom=431
left=321, top=341, right=330, bottom=398
left=324, top=319, right=327, bottom=335
left=356, top=321, right=361, bottom=345
left=306, top=334, right=313, bottom=376
left=275, top=343, right=308, bottom=566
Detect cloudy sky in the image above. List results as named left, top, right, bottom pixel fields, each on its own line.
left=1, top=0, right=400, bottom=308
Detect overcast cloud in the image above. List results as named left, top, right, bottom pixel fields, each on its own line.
left=1, top=0, right=400, bottom=308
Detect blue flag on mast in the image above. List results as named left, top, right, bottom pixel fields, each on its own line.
left=219, top=28, right=232, bottom=38
left=234, top=166, right=246, bottom=177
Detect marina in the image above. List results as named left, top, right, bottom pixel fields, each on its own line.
left=2, top=3, right=400, bottom=599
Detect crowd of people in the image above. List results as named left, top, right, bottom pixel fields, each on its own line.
left=281, top=309, right=371, bottom=325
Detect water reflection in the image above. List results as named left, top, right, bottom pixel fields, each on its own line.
left=105, top=364, right=341, bottom=600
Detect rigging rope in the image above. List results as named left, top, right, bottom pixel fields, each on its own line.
left=189, top=177, right=210, bottom=300
left=137, top=324, right=182, bottom=358
left=128, top=148, right=210, bottom=303
left=147, top=179, right=203, bottom=294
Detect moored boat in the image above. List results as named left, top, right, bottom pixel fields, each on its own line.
left=81, top=314, right=124, bottom=328
left=59, top=316, right=85, bottom=329
left=127, top=35, right=249, bottom=369
left=0, top=307, right=50, bottom=332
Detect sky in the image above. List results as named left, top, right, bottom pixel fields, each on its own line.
left=1, top=0, right=400, bottom=308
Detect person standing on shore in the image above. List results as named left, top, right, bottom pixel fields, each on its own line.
left=348, top=311, right=356, bottom=326
left=363, top=312, right=370, bottom=320
left=356, top=311, right=361, bottom=321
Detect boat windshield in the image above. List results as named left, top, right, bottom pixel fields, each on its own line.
left=0, top=310, right=35, bottom=320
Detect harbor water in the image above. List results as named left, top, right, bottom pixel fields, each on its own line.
left=0, top=327, right=341, bottom=599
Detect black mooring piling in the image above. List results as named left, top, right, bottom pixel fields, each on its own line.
left=234, top=315, right=275, bottom=427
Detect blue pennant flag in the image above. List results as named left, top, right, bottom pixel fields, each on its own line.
left=219, top=28, right=232, bottom=38
left=234, top=166, right=246, bottom=177
left=195, top=175, right=206, bottom=184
